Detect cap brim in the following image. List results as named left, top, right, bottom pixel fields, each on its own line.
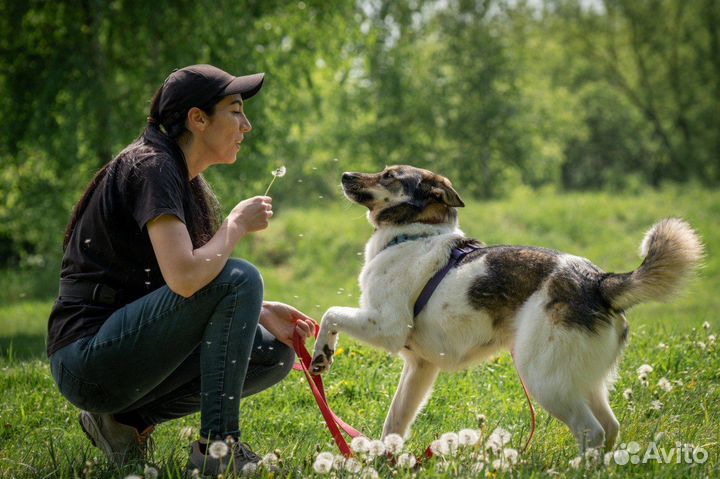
left=223, top=73, right=265, bottom=100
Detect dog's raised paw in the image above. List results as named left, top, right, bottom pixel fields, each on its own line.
left=311, top=345, right=334, bottom=375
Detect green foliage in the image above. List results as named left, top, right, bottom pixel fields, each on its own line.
left=1, top=0, right=718, bottom=278
left=1, top=188, right=719, bottom=477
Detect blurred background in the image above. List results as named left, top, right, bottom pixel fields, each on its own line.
left=1, top=0, right=718, bottom=299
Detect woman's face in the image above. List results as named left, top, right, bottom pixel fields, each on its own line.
left=200, top=94, right=252, bottom=165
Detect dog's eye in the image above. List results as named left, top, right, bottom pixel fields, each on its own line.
left=381, top=171, right=394, bottom=180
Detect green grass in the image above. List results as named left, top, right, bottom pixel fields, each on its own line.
left=1, top=186, right=718, bottom=478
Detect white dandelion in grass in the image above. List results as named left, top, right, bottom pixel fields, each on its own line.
left=241, top=462, right=258, bottom=475
left=440, top=432, right=459, bottom=455
left=123, top=475, right=142, bottom=479
left=208, top=440, right=229, bottom=459
left=332, top=454, right=346, bottom=470
left=383, top=433, right=404, bottom=454
left=658, top=377, right=673, bottom=392
left=143, top=465, right=159, bottom=479
left=344, top=458, right=362, bottom=473
left=261, top=452, right=278, bottom=467
left=397, top=452, right=416, bottom=468
left=179, top=426, right=196, bottom=441
left=709, top=334, right=716, bottom=345
left=313, top=453, right=333, bottom=474
left=486, top=427, right=512, bottom=453
left=703, top=321, right=710, bottom=331
left=459, top=428, right=481, bottom=446
left=430, top=438, right=450, bottom=456
left=367, top=439, right=386, bottom=457
left=350, top=436, right=371, bottom=454
left=264, top=166, right=287, bottom=196
left=637, top=364, right=653, bottom=376
left=650, top=400, right=663, bottom=411
left=622, top=388, right=634, bottom=400
left=360, top=466, right=379, bottom=479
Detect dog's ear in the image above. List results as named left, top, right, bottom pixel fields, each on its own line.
left=431, top=180, right=465, bottom=208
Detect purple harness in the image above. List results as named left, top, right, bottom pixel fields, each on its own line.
left=382, top=234, right=482, bottom=317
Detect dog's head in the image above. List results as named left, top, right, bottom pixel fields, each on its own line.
left=341, top=165, right=464, bottom=228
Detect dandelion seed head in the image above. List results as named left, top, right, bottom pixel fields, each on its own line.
left=568, top=456, right=582, bottom=470
left=470, top=461, right=485, bottom=474
left=332, top=454, right=346, bottom=470
left=477, top=414, right=487, bottom=426
left=179, top=426, right=195, bottom=441
left=697, top=341, right=706, bottom=350
left=208, top=440, right=229, bottom=459
left=637, top=364, right=653, bottom=375
left=708, top=334, right=716, bottom=344
left=241, top=462, right=257, bottom=475
left=459, top=428, right=480, bottom=446
left=313, top=457, right=332, bottom=474
left=650, top=400, right=663, bottom=411
left=603, top=451, right=614, bottom=466
left=486, top=427, right=512, bottom=453
left=503, top=448, right=519, bottom=465
left=260, top=452, right=278, bottom=466
left=360, top=467, right=379, bottom=479
left=702, top=321, right=710, bottom=330
left=350, top=436, right=370, bottom=453
left=622, top=388, right=634, bottom=400
left=397, top=452, right=416, bottom=468
left=640, top=379, right=649, bottom=388
left=316, top=452, right=334, bottom=463
left=658, top=377, right=672, bottom=392
left=430, top=438, right=450, bottom=456
left=584, top=447, right=601, bottom=465
left=367, top=439, right=386, bottom=457
left=143, top=465, right=159, bottom=479
left=440, top=431, right=459, bottom=450
left=272, top=166, right=287, bottom=177
left=383, top=433, right=404, bottom=454
left=344, top=458, right=362, bottom=473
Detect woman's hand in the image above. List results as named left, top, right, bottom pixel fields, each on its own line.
left=229, top=196, right=273, bottom=235
left=259, top=301, right=317, bottom=348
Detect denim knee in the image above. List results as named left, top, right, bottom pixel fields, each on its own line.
left=274, top=343, right=296, bottom=379
left=215, top=258, right=264, bottom=302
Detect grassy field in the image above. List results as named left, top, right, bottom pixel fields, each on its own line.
left=1, top=186, right=718, bottom=478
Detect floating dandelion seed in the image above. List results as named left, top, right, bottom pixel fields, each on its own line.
left=264, top=166, right=287, bottom=195
left=208, top=440, right=229, bottom=459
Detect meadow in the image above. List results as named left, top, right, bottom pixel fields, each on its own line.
left=0, top=186, right=718, bottom=478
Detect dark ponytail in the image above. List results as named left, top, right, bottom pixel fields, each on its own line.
left=63, top=84, right=222, bottom=251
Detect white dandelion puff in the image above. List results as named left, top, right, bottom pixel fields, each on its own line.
left=344, top=458, right=362, bottom=473
left=350, top=436, right=370, bottom=453
left=383, top=433, right=404, bottom=454
left=470, top=461, right=485, bottom=474
left=123, top=475, right=142, bottom=479
left=651, top=400, right=663, bottom=411
left=637, top=364, right=653, bottom=376
left=486, top=427, right=512, bottom=453
left=623, top=388, right=634, bottom=400
left=241, top=462, right=258, bottom=475
left=440, top=432, right=459, bottom=455
left=313, top=457, right=332, bottom=474
left=367, top=439, right=386, bottom=457
left=316, top=452, right=334, bottom=463
left=208, top=440, right=229, bottom=459
left=143, top=466, right=159, bottom=479
left=179, top=426, right=195, bottom=441
left=697, top=341, right=706, bottom=351
left=264, top=166, right=287, bottom=195
left=477, top=414, right=487, bottom=427
left=640, top=378, right=649, bottom=388
left=397, top=452, right=416, bottom=468
left=459, top=428, right=480, bottom=446
left=708, top=334, right=716, bottom=345
left=360, top=467, right=379, bottom=479
left=503, top=448, right=519, bottom=465
left=604, top=451, right=614, bottom=466
left=658, top=377, right=673, bottom=392
left=703, top=321, right=710, bottom=330
left=584, top=447, right=601, bottom=465
left=430, top=439, right=450, bottom=456
left=332, top=454, right=346, bottom=470
left=261, top=452, right=278, bottom=467
left=568, top=456, right=582, bottom=470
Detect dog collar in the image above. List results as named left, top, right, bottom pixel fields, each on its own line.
left=383, top=233, right=435, bottom=251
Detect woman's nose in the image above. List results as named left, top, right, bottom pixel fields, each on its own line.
left=240, top=114, right=252, bottom=133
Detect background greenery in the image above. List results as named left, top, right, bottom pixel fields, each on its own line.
left=1, top=0, right=718, bottom=477
left=1, top=0, right=719, bottom=272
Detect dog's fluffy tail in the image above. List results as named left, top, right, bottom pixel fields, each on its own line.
left=600, top=218, right=703, bottom=311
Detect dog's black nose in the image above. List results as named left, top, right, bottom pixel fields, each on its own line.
left=342, top=172, right=357, bottom=182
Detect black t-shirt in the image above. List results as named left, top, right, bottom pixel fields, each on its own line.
left=47, top=144, right=189, bottom=356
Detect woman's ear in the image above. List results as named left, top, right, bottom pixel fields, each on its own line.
left=186, top=107, right=208, bottom=132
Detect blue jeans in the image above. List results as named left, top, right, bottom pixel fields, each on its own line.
left=49, top=259, right=295, bottom=440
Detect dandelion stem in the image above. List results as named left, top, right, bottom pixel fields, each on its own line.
left=264, top=176, right=277, bottom=196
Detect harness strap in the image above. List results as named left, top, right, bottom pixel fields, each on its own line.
left=414, top=245, right=480, bottom=317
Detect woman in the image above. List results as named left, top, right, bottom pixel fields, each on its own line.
left=47, top=64, right=315, bottom=474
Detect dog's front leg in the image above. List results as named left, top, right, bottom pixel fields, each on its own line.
left=311, top=306, right=408, bottom=375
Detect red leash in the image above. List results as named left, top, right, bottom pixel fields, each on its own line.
left=291, top=327, right=536, bottom=459
left=292, top=324, right=361, bottom=457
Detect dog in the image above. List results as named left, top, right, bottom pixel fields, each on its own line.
left=310, top=165, right=703, bottom=452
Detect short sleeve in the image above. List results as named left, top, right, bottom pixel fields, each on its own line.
left=129, top=155, right=187, bottom=230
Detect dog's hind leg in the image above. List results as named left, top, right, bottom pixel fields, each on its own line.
left=382, top=353, right=440, bottom=439
left=588, top=384, right=620, bottom=449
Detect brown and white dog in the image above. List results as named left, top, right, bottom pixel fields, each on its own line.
left=311, top=165, right=703, bottom=452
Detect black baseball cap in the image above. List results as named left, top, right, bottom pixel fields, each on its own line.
left=158, top=64, right=264, bottom=118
